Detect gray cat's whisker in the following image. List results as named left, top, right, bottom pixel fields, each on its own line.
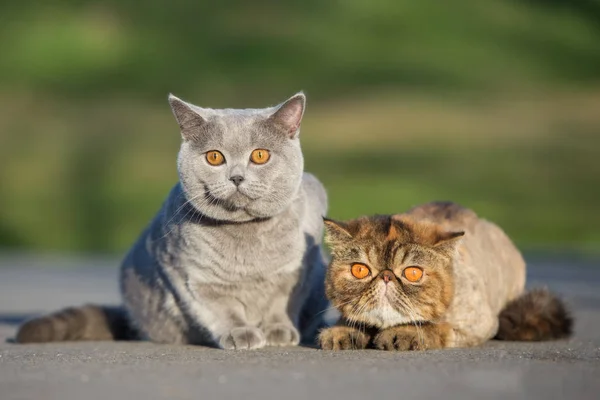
left=155, top=193, right=211, bottom=242
left=160, top=191, right=205, bottom=229
left=16, top=91, right=331, bottom=350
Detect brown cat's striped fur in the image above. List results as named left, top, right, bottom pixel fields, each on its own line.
left=319, top=202, right=572, bottom=351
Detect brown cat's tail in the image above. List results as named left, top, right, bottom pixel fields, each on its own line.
left=16, top=304, right=135, bottom=344
left=495, top=288, right=573, bottom=341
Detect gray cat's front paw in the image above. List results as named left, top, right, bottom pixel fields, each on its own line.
left=264, top=323, right=300, bottom=347
left=219, top=327, right=266, bottom=350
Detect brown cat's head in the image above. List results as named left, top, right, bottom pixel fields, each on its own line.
left=323, top=214, right=464, bottom=329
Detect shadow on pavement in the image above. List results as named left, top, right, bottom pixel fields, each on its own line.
left=0, top=314, right=35, bottom=343
left=0, top=314, right=34, bottom=326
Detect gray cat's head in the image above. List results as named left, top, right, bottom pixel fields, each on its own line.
left=169, top=92, right=306, bottom=222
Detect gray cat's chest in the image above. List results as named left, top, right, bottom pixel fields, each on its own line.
left=178, top=211, right=305, bottom=284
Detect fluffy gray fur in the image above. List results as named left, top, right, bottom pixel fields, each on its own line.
left=16, top=93, right=329, bottom=349
left=120, top=92, right=329, bottom=349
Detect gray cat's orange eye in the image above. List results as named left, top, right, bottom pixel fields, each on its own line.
left=351, top=263, right=370, bottom=279
left=206, top=151, right=225, bottom=166
left=250, top=149, right=270, bottom=164
left=403, top=266, right=423, bottom=282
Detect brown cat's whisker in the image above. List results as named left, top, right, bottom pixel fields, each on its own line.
left=320, top=202, right=573, bottom=352
left=401, top=295, right=425, bottom=346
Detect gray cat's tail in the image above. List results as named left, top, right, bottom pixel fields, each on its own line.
left=495, top=288, right=573, bottom=341
left=16, top=304, right=135, bottom=344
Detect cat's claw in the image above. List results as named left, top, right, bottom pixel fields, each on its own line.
left=374, top=329, right=422, bottom=351
left=319, top=326, right=370, bottom=350
left=264, top=323, right=300, bottom=347
left=219, top=326, right=266, bottom=350
left=374, top=325, right=445, bottom=351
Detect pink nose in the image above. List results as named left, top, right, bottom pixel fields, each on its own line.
left=380, top=270, right=394, bottom=284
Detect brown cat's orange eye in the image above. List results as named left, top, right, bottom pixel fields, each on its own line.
left=403, top=266, right=423, bottom=282
left=206, top=151, right=225, bottom=166
left=351, top=263, right=370, bottom=279
left=250, top=149, right=270, bottom=164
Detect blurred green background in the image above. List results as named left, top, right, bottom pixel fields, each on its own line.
left=0, top=0, right=599, bottom=255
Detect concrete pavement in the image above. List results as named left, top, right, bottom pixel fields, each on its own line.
left=1, top=255, right=599, bottom=400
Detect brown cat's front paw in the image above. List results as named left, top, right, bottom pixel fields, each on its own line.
left=264, top=323, right=300, bottom=347
left=374, top=325, right=446, bottom=351
left=374, top=326, right=422, bottom=351
left=319, top=326, right=370, bottom=350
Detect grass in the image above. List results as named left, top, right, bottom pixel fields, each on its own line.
left=0, top=89, right=598, bottom=254
left=305, top=90, right=600, bottom=253
left=1, top=1, right=599, bottom=99
left=0, top=1, right=599, bottom=254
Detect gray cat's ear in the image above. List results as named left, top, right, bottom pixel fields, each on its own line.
left=168, top=94, right=207, bottom=140
left=323, top=217, right=353, bottom=246
left=268, top=92, right=306, bottom=138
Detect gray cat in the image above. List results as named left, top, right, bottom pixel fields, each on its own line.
left=16, top=92, right=329, bottom=349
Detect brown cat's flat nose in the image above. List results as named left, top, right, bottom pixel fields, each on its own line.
left=380, top=270, right=394, bottom=283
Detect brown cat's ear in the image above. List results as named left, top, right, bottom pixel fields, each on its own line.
left=434, top=231, right=465, bottom=254
left=268, top=92, right=306, bottom=138
left=393, top=214, right=463, bottom=250
left=323, top=217, right=353, bottom=246
left=168, top=94, right=208, bottom=140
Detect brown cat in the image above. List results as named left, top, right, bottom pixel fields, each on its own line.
left=319, top=202, right=572, bottom=351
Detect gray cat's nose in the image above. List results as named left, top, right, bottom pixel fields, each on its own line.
left=229, top=175, right=245, bottom=186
